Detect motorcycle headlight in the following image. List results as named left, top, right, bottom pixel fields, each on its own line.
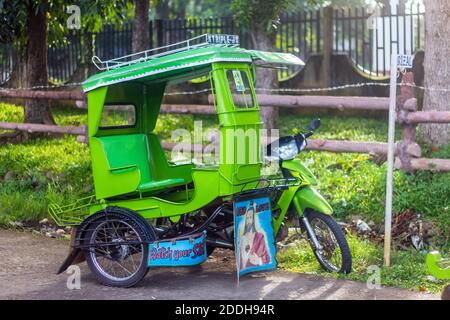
left=277, top=139, right=299, bottom=160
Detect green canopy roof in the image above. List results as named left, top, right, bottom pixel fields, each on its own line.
left=82, top=46, right=304, bottom=92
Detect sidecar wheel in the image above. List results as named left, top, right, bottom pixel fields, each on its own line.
left=83, top=207, right=155, bottom=288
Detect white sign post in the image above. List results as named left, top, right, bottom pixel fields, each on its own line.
left=383, top=51, right=397, bottom=267
left=384, top=51, right=413, bottom=267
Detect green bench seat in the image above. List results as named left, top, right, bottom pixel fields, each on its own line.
left=92, top=133, right=192, bottom=198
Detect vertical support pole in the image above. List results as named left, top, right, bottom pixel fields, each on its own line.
left=396, top=72, right=420, bottom=172
left=384, top=50, right=398, bottom=267
left=322, top=6, right=333, bottom=88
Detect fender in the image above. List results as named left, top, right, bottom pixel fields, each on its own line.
left=56, top=227, right=85, bottom=274
left=293, top=186, right=333, bottom=216
left=281, top=159, right=317, bottom=185
left=56, top=211, right=106, bottom=274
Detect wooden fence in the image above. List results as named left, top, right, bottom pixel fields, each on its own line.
left=0, top=79, right=449, bottom=172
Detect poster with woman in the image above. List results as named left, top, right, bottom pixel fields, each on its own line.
left=234, top=197, right=277, bottom=278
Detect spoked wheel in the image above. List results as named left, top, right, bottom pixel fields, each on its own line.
left=83, top=208, right=154, bottom=287
left=302, top=210, right=352, bottom=274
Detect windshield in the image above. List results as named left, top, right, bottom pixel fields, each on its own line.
left=226, top=70, right=255, bottom=109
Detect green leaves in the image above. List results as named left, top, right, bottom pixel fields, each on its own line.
left=231, top=0, right=294, bottom=33
left=0, top=0, right=130, bottom=47
left=0, top=0, right=27, bottom=44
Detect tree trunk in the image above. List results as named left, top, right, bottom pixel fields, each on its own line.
left=420, top=0, right=450, bottom=147
left=252, top=27, right=278, bottom=131
left=70, top=31, right=95, bottom=83
left=24, top=1, right=54, bottom=125
left=132, top=0, right=150, bottom=53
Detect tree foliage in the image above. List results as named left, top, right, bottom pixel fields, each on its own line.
left=148, top=0, right=234, bottom=19
left=231, top=0, right=294, bottom=34
left=0, top=0, right=28, bottom=43
left=0, top=0, right=129, bottom=47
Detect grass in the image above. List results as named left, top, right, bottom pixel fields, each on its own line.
left=0, top=103, right=90, bottom=224
left=277, top=233, right=447, bottom=293
left=0, top=102, right=449, bottom=293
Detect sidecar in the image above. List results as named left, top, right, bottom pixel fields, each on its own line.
left=49, top=34, right=304, bottom=287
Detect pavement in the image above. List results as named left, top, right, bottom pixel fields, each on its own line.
left=0, top=229, right=439, bottom=300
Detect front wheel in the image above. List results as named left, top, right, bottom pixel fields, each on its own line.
left=301, top=210, right=352, bottom=274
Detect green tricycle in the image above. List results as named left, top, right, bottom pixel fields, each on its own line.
left=50, top=34, right=352, bottom=287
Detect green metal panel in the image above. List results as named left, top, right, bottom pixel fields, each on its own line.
left=87, top=87, right=107, bottom=137
left=211, top=62, right=262, bottom=195
left=100, top=134, right=152, bottom=182
left=89, top=136, right=141, bottom=199
left=273, top=185, right=301, bottom=234
left=293, top=186, right=333, bottom=215
left=142, top=83, right=165, bottom=133
left=281, top=159, right=317, bottom=185
left=146, top=134, right=193, bottom=183
left=248, top=50, right=305, bottom=66
left=273, top=185, right=332, bottom=235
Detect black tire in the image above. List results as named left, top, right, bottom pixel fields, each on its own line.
left=302, top=210, right=352, bottom=274
left=83, top=207, right=155, bottom=288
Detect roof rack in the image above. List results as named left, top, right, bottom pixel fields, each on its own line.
left=92, top=33, right=240, bottom=71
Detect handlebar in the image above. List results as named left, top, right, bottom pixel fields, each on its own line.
left=303, top=131, right=314, bottom=139
left=266, top=119, right=320, bottom=160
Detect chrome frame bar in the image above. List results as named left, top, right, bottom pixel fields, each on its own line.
left=91, top=33, right=240, bottom=71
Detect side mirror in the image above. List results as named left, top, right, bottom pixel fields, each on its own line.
left=308, top=118, right=321, bottom=131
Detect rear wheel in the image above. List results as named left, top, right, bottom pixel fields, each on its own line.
left=83, top=207, right=155, bottom=287
left=302, top=210, right=352, bottom=274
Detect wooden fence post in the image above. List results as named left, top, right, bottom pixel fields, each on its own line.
left=396, top=72, right=421, bottom=172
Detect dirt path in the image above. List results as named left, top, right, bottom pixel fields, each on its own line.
left=0, top=229, right=438, bottom=300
